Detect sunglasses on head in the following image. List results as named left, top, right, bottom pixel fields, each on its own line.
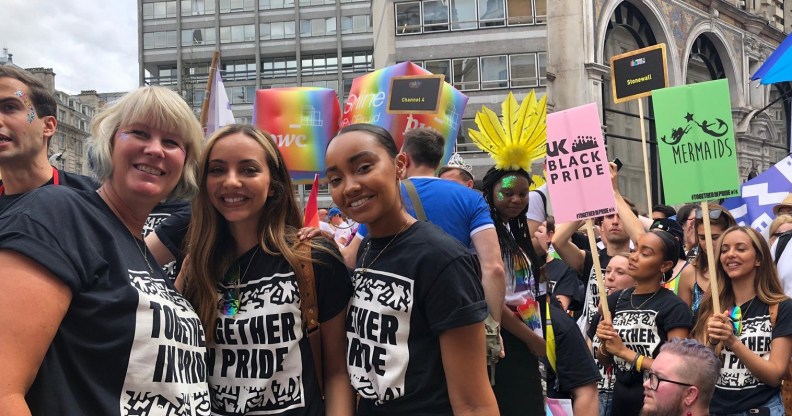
left=695, top=208, right=723, bottom=220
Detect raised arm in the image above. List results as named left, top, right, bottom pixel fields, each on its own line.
left=440, top=322, right=499, bottom=416
left=552, top=220, right=586, bottom=275
left=471, top=229, right=506, bottom=323
left=0, top=251, right=72, bottom=415
left=609, top=162, right=650, bottom=244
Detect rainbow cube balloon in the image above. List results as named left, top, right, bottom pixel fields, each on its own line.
left=254, top=87, right=341, bottom=184
left=341, top=61, right=469, bottom=165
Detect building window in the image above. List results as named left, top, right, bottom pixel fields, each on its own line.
left=450, top=0, right=477, bottom=30
left=299, top=0, right=335, bottom=5
left=224, top=60, right=257, bottom=81
left=219, top=0, right=255, bottom=12
left=260, top=0, right=295, bottom=9
left=341, top=51, right=373, bottom=73
left=226, top=85, right=257, bottom=104
left=537, top=52, right=547, bottom=85
left=143, top=31, right=177, bottom=49
left=510, top=53, right=538, bottom=87
left=424, top=59, right=451, bottom=80
left=341, top=15, right=370, bottom=34
left=143, top=1, right=177, bottom=19
left=181, top=0, right=216, bottom=15
left=395, top=2, right=422, bottom=34
left=261, top=21, right=296, bottom=40
left=452, top=58, right=480, bottom=91
left=157, top=65, right=179, bottom=85
left=181, top=28, right=216, bottom=46
left=299, top=17, right=337, bottom=37
left=261, top=56, right=298, bottom=78
left=396, top=0, right=544, bottom=35
left=481, top=55, right=508, bottom=89
left=220, top=24, right=256, bottom=43
left=301, top=54, right=339, bottom=76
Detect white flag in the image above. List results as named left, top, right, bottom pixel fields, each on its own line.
left=205, top=70, right=235, bottom=138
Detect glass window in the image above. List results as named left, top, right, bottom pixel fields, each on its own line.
left=450, top=0, right=477, bottom=30
left=395, top=2, right=421, bottom=35
left=311, top=18, right=325, bottom=36
left=231, top=25, right=244, bottom=42
left=480, top=55, right=508, bottom=89
left=182, top=0, right=215, bottom=15
left=182, top=28, right=215, bottom=46
left=300, top=19, right=311, bottom=37
left=425, top=59, right=451, bottom=80
left=166, top=31, right=177, bottom=47
left=284, top=21, right=295, bottom=38
left=341, top=16, right=352, bottom=34
left=535, top=0, right=547, bottom=23
left=452, top=58, right=479, bottom=90
left=220, top=27, right=231, bottom=43
left=352, top=15, right=369, bottom=33
left=143, top=32, right=155, bottom=49
left=479, top=0, right=505, bottom=27
left=537, top=52, right=547, bottom=85
left=326, top=17, right=336, bottom=35
left=154, top=2, right=167, bottom=18
left=167, top=1, right=177, bottom=17
left=260, top=23, right=272, bottom=40
left=143, top=3, right=154, bottom=19
left=507, top=0, right=533, bottom=25
left=261, top=0, right=294, bottom=9
left=423, top=1, right=449, bottom=31
left=510, top=53, right=537, bottom=87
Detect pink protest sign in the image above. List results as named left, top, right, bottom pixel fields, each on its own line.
left=545, top=103, right=616, bottom=223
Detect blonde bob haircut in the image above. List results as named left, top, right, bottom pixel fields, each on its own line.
left=88, top=86, right=203, bottom=201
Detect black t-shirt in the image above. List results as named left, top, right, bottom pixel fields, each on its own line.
left=0, top=168, right=98, bottom=211
left=546, top=299, right=601, bottom=399
left=607, top=288, right=693, bottom=416
left=710, top=298, right=792, bottom=414
left=546, top=258, right=584, bottom=314
left=579, top=249, right=612, bottom=333
left=349, top=221, right=488, bottom=415
left=0, top=186, right=209, bottom=415
left=146, top=200, right=191, bottom=281
left=208, top=239, right=352, bottom=415
left=588, top=317, right=616, bottom=394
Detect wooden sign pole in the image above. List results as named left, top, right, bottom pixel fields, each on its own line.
left=638, top=98, right=653, bottom=216
left=700, top=202, right=721, bottom=314
left=586, top=219, right=611, bottom=322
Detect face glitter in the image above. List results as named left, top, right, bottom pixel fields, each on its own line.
left=15, top=91, right=36, bottom=124
left=496, top=191, right=505, bottom=202
left=500, top=175, right=518, bottom=189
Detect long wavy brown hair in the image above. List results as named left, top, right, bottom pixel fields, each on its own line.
left=691, top=226, right=788, bottom=344
left=183, top=124, right=332, bottom=343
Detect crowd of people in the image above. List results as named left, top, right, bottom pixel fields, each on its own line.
left=1, top=63, right=792, bottom=416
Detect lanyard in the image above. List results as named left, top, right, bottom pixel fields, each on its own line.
left=0, top=166, right=60, bottom=195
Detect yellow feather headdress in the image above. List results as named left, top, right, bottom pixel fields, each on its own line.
left=468, top=91, right=547, bottom=172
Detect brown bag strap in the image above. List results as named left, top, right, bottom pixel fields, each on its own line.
left=402, top=179, right=427, bottom=221
left=296, top=243, right=323, bottom=395
left=771, top=303, right=779, bottom=328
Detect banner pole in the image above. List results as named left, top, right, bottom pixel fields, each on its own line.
left=586, top=219, right=611, bottom=322
left=700, top=202, right=721, bottom=314
left=638, top=98, right=652, bottom=216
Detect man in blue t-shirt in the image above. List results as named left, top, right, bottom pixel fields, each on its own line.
left=343, top=128, right=506, bottom=324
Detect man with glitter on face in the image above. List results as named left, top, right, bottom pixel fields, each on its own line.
left=0, top=65, right=96, bottom=211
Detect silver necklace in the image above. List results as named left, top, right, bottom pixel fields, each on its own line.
left=132, top=234, right=154, bottom=274
left=630, top=288, right=660, bottom=309
left=359, top=221, right=411, bottom=274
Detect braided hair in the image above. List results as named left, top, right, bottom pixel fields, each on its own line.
left=481, top=167, right=542, bottom=286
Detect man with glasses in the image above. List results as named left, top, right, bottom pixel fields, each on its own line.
left=640, top=338, right=720, bottom=416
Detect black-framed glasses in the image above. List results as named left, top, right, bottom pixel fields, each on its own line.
left=643, top=371, right=693, bottom=391
left=695, top=208, right=723, bottom=220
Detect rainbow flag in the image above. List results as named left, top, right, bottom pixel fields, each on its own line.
left=254, top=87, right=341, bottom=184
left=341, top=61, right=469, bottom=165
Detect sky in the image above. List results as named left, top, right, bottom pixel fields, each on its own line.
left=1, top=0, right=139, bottom=95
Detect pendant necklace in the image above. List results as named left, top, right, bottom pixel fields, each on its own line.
left=359, top=221, right=411, bottom=274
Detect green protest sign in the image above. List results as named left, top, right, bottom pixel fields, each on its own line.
left=652, top=79, right=740, bottom=205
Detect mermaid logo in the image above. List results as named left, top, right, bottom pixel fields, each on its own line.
left=660, top=112, right=729, bottom=145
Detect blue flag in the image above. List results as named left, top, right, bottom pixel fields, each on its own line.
left=722, top=155, right=792, bottom=234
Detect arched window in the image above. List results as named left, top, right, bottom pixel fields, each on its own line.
left=601, top=1, right=659, bottom=210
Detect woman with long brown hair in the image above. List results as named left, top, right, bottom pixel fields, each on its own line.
left=183, top=124, right=355, bottom=415
left=692, top=226, right=792, bottom=416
